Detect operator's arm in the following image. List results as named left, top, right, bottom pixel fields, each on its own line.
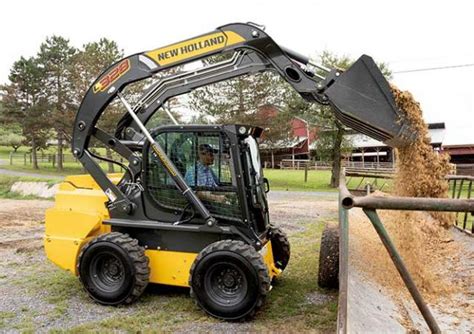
left=196, top=191, right=227, bottom=203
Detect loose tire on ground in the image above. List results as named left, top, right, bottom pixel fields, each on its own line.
left=189, top=240, right=270, bottom=321
left=269, top=226, right=290, bottom=271
left=317, top=225, right=339, bottom=289
left=78, top=232, right=150, bottom=305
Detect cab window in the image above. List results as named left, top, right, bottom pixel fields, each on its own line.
left=146, top=131, right=241, bottom=220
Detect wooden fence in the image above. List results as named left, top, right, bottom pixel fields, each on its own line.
left=276, top=159, right=395, bottom=171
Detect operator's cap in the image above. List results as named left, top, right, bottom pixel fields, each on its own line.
left=199, top=144, right=218, bottom=154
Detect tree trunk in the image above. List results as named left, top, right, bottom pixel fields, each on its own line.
left=31, top=137, right=39, bottom=170
left=57, top=131, right=63, bottom=171
left=330, top=124, right=344, bottom=188
left=106, top=148, right=115, bottom=173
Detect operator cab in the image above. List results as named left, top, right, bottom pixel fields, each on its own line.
left=142, top=124, right=270, bottom=235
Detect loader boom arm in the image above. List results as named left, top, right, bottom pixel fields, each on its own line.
left=72, top=22, right=410, bottom=217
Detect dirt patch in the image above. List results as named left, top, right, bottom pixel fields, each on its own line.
left=268, top=193, right=337, bottom=234
left=0, top=199, right=53, bottom=250
left=305, top=292, right=336, bottom=306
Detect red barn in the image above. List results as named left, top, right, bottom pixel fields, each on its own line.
left=257, top=105, right=317, bottom=168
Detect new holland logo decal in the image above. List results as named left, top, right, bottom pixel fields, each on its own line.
left=145, top=31, right=245, bottom=66
left=93, top=59, right=131, bottom=94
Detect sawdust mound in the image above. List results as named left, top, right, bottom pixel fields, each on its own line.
left=391, top=85, right=453, bottom=227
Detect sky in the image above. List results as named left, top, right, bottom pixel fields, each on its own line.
left=1, top=0, right=472, bottom=145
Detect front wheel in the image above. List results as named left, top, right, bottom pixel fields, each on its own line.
left=189, top=240, right=270, bottom=321
left=77, top=232, right=150, bottom=305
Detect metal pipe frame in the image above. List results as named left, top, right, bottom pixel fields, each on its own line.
left=363, top=209, right=441, bottom=334
left=336, top=171, right=474, bottom=333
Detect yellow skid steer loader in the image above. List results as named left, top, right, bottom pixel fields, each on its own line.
left=45, top=22, right=411, bottom=320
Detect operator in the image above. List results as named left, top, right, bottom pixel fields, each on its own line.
left=185, top=144, right=219, bottom=187
left=185, top=144, right=227, bottom=203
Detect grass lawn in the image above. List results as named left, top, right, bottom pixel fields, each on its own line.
left=0, top=146, right=117, bottom=176
left=263, top=169, right=336, bottom=192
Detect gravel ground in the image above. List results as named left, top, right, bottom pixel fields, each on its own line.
left=267, top=191, right=337, bottom=233
left=0, top=192, right=338, bottom=332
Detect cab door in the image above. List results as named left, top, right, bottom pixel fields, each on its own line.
left=142, top=129, right=243, bottom=223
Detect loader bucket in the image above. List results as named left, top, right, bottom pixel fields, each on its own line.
left=325, top=55, right=415, bottom=147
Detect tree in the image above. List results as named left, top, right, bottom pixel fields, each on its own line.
left=189, top=72, right=285, bottom=122
left=0, top=125, right=25, bottom=152
left=0, top=56, right=49, bottom=169
left=69, top=38, right=124, bottom=172
left=37, top=36, right=77, bottom=171
left=189, top=71, right=292, bottom=156
left=282, top=51, right=391, bottom=187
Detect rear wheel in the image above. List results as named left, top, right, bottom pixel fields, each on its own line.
left=269, top=227, right=290, bottom=271
left=189, top=240, right=270, bottom=321
left=78, top=232, right=150, bottom=305
left=317, top=225, right=339, bottom=289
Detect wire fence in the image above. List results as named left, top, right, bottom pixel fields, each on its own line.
left=7, top=151, right=127, bottom=172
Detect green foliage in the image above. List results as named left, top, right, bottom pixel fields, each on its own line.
left=188, top=69, right=293, bottom=146
left=1, top=36, right=126, bottom=171
left=190, top=72, right=285, bottom=121
left=1, top=55, right=50, bottom=164
left=0, top=125, right=25, bottom=151
left=70, top=38, right=123, bottom=97
left=37, top=36, right=78, bottom=170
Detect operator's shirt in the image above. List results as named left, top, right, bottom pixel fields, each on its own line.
left=185, top=162, right=218, bottom=187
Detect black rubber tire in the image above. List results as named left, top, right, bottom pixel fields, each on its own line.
left=317, top=225, right=339, bottom=289
left=78, top=232, right=150, bottom=305
left=269, top=227, right=290, bottom=271
left=189, top=240, right=270, bottom=321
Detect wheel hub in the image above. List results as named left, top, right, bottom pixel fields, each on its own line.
left=106, top=261, right=120, bottom=277
left=206, top=263, right=247, bottom=305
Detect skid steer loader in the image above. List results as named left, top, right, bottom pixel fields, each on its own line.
left=44, top=22, right=412, bottom=320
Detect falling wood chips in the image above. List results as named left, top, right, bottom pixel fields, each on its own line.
left=391, top=85, right=453, bottom=227
left=348, top=86, right=473, bottom=328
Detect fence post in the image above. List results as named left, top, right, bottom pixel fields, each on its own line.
left=304, top=164, right=308, bottom=183
left=52, top=154, right=56, bottom=168
left=9, top=152, right=13, bottom=165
